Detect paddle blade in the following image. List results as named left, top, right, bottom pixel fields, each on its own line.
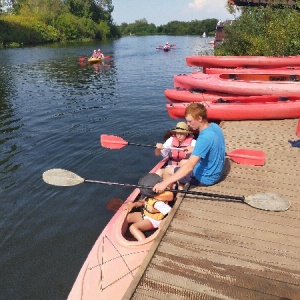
left=245, top=192, right=290, bottom=211
left=104, top=55, right=112, bottom=60
left=100, top=134, right=128, bottom=149
left=296, top=118, right=300, bottom=137
left=43, top=169, right=84, bottom=186
left=227, top=149, right=266, bottom=166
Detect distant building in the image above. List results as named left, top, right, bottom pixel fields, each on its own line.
left=213, top=20, right=234, bottom=49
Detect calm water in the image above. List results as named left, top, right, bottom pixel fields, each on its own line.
left=0, top=36, right=213, bottom=299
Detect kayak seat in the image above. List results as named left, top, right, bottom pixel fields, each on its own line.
left=229, top=74, right=240, bottom=80
left=278, top=97, right=289, bottom=102
left=217, top=98, right=229, bottom=103
left=289, top=75, right=299, bottom=81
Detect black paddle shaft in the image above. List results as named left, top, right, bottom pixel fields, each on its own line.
left=128, top=142, right=155, bottom=148
left=84, top=179, right=246, bottom=202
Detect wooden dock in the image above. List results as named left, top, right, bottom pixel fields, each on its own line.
left=123, top=118, right=300, bottom=300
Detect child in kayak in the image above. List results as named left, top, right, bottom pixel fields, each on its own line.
left=91, top=50, right=97, bottom=58
left=123, top=173, right=174, bottom=241
left=96, top=49, right=104, bottom=59
left=155, top=122, right=196, bottom=185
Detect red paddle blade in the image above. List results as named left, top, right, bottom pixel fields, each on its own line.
left=104, top=55, right=112, bottom=60
left=296, top=118, right=300, bottom=137
left=227, top=149, right=266, bottom=166
left=100, top=134, right=128, bottom=149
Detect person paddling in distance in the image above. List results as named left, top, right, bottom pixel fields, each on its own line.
left=91, top=49, right=97, bottom=58
left=155, top=122, right=196, bottom=187
left=164, top=42, right=170, bottom=50
left=96, top=48, right=104, bottom=59
left=153, top=103, right=226, bottom=194
left=123, top=174, right=174, bottom=241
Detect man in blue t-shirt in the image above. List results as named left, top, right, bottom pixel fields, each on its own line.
left=153, top=103, right=226, bottom=193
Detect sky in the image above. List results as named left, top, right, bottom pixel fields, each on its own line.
left=111, top=0, right=236, bottom=26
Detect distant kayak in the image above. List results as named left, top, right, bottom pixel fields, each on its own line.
left=88, top=57, right=104, bottom=64
left=156, top=44, right=176, bottom=51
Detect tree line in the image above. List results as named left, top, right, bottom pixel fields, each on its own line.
left=118, top=18, right=218, bottom=36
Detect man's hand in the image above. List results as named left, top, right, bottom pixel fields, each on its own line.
left=153, top=181, right=169, bottom=194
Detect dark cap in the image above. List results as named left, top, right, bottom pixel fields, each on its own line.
left=138, top=173, right=162, bottom=197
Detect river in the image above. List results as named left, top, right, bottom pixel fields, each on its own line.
left=0, top=36, right=213, bottom=299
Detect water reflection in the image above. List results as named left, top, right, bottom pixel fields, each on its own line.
left=0, top=36, right=213, bottom=299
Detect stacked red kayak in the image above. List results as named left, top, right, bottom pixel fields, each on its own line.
left=165, top=55, right=300, bottom=121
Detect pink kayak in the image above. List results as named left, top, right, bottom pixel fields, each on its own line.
left=166, top=100, right=300, bottom=121
left=67, top=157, right=168, bottom=300
left=164, top=89, right=298, bottom=103
left=186, top=55, right=300, bottom=69
left=174, top=72, right=300, bottom=96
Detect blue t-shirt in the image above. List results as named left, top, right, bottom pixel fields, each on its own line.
left=192, top=123, right=226, bottom=185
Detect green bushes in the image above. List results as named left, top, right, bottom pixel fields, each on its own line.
left=216, top=6, right=300, bottom=56
left=0, top=15, right=60, bottom=46
left=0, top=13, right=113, bottom=46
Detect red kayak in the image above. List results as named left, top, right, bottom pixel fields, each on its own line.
left=186, top=55, right=300, bottom=69
left=166, top=99, right=300, bottom=120
left=164, top=89, right=298, bottom=103
left=205, top=67, right=300, bottom=75
left=174, top=72, right=300, bottom=96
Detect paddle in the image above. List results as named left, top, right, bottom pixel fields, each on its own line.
left=79, top=55, right=112, bottom=61
left=296, top=118, right=300, bottom=137
left=100, top=134, right=266, bottom=166
left=42, top=169, right=290, bottom=211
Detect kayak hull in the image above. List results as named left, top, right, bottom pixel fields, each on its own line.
left=174, top=72, right=300, bottom=96
left=164, top=89, right=298, bottom=103
left=67, top=158, right=168, bottom=300
left=186, top=55, right=300, bottom=69
left=166, top=100, right=300, bottom=120
left=88, top=57, right=104, bottom=64
left=205, top=67, right=300, bottom=75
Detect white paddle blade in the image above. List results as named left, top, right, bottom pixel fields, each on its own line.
left=245, top=192, right=291, bottom=211
left=43, top=169, right=84, bottom=186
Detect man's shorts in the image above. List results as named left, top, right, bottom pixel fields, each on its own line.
left=174, top=167, right=207, bottom=186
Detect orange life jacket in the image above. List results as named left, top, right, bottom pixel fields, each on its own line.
left=143, top=191, right=174, bottom=221
left=169, top=135, right=194, bottom=165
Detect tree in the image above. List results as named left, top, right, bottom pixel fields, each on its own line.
left=216, top=5, right=300, bottom=56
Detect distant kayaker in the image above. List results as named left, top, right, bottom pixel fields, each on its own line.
left=123, top=174, right=174, bottom=241
left=155, top=121, right=196, bottom=188
left=163, top=42, right=170, bottom=50
left=153, top=103, right=226, bottom=193
left=96, top=49, right=104, bottom=59
left=91, top=50, right=98, bottom=58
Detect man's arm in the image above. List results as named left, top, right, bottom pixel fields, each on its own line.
left=153, top=155, right=200, bottom=193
